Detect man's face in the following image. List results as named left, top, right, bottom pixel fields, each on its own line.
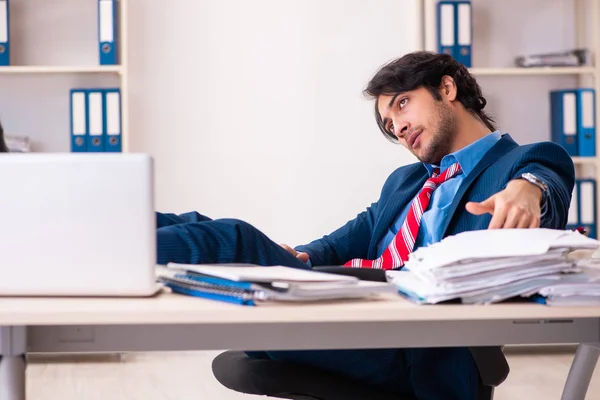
left=377, top=86, right=456, bottom=165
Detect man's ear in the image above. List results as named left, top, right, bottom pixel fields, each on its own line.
left=440, top=75, right=457, bottom=102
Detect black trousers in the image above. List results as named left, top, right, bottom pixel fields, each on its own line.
left=212, top=350, right=411, bottom=400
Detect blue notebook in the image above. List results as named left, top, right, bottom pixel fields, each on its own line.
left=158, top=274, right=258, bottom=306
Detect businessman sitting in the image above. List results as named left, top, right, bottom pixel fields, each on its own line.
left=155, top=51, right=574, bottom=400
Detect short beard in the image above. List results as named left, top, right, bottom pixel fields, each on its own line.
left=417, top=101, right=456, bottom=165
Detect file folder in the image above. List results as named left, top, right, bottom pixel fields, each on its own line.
left=98, top=0, right=118, bottom=65
left=0, top=0, right=9, bottom=66
left=70, top=89, right=88, bottom=152
left=576, top=88, right=596, bottom=157
left=578, top=179, right=597, bottom=239
left=87, top=90, right=104, bottom=152
left=455, top=1, right=472, bottom=67
left=103, top=88, right=121, bottom=152
left=550, top=90, right=578, bottom=156
left=436, top=1, right=455, bottom=58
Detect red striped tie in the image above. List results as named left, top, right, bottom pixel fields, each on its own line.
left=344, top=163, right=462, bottom=270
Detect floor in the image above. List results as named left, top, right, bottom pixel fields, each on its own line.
left=25, top=348, right=600, bottom=399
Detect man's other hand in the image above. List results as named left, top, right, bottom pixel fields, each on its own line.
left=280, top=244, right=310, bottom=263
left=465, top=179, right=543, bottom=229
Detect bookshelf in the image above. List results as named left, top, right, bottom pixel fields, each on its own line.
left=468, top=67, right=596, bottom=76
left=0, top=65, right=123, bottom=74
left=1, top=0, right=129, bottom=152
left=419, top=0, right=600, bottom=237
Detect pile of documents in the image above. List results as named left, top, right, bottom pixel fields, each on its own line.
left=386, top=228, right=600, bottom=305
left=158, top=263, right=397, bottom=306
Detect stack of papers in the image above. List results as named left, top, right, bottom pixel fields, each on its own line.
left=386, top=229, right=600, bottom=305
left=525, top=267, right=600, bottom=306
left=157, top=263, right=397, bottom=306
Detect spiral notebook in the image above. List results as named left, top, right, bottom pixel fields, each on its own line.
left=157, top=264, right=397, bottom=305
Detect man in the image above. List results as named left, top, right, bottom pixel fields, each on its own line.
left=156, top=51, right=574, bottom=399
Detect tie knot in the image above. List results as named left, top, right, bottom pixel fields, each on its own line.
left=430, top=163, right=462, bottom=184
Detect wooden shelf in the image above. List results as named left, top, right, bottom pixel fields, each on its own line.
left=468, top=67, right=596, bottom=76
left=0, top=65, right=122, bottom=74
left=572, top=157, right=597, bottom=165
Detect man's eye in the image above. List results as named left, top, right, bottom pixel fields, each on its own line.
left=398, top=98, right=408, bottom=108
left=388, top=123, right=394, bottom=134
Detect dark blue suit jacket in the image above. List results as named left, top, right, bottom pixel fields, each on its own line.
left=295, top=134, right=575, bottom=266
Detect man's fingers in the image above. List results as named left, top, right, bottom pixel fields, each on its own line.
left=465, top=198, right=495, bottom=215
left=529, top=216, right=541, bottom=228
left=280, top=243, right=309, bottom=263
left=503, top=207, right=525, bottom=229
left=516, top=215, right=532, bottom=229
left=487, top=204, right=507, bottom=229
left=296, top=252, right=309, bottom=263
left=280, top=243, right=296, bottom=256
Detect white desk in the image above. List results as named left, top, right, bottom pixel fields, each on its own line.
left=0, top=291, right=598, bottom=400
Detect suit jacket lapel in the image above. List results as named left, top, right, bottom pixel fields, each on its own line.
left=368, top=164, right=428, bottom=258
left=440, top=134, right=519, bottom=237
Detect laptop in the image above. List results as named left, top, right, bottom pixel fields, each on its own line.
left=0, top=153, right=159, bottom=296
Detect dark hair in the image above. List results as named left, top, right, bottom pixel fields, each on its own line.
left=0, top=119, right=8, bottom=153
left=364, top=51, right=496, bottom=142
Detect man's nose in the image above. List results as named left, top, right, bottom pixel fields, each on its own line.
left=394, top=122, right=410, bottom=140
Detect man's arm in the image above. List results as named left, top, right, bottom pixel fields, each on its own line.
left=293, top=202, right=380, bottom=266
left=291, top=165, right=421, bottom=266
left=466, top=142, right=575, bottom=229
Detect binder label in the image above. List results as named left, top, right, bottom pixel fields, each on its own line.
left=582, top=91, right=594, bottom=128
left=457, top=3, right=471, bottom=46
left=71, top=92, right=86, bottom=135
left=440, top=4, right=454, bottom=47
left=88, top=92, right=103, bottom=138
left=0, top=1, right=7, bottom=43
left=568, top=186, right=578, bottom=224
left=580, top=181, right=595, bottom=224
left=563, top=92, right=576, bottom=136
left=106, top=91, right=121, bottom=136
left=99, top=0, right=114, bottom=43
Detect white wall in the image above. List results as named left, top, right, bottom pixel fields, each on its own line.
left=127, top=0, right=421, bottom=246
left=2, top=0, right=584, bottom=246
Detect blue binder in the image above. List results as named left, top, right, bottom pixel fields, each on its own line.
left=0, top=0, right=9, bottom=66
left=87, top=90, right=105, bottom=152
left=436, top=1, right=455, bottom=58
left=70, top=89, right=88, bottom=152
left=577, top=179, right=597, bottom=239
left=98, top=0, right=118, bottom=65
left=455, top=1, right=472, bottom=67
left=436, top=1, right=472, bottom=67
left=576, top=88, right=596, bottom=157
left=550, top=90, right=578, bottom=156
left=103, top=88, right=122, bottom=152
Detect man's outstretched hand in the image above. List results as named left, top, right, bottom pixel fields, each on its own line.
left=280, top=243, right=310, bottom=263
left=466, top=179, right=543, bottom=229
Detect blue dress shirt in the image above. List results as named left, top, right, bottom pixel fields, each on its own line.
left=376, top=130, right=503, bottom=256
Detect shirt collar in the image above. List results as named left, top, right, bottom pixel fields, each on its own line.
left=423, top=130, right=502, bottom=177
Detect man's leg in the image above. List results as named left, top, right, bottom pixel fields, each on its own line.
left=405, top=347, right=479, bottom=400
left=156, top=211, right=213, bottom=228
left=157, top=215, right=310, bottom=269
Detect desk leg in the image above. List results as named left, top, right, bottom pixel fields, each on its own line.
left=0, top=327, right=26, bottom=400
left=561, top=342, right=600, bottom=400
